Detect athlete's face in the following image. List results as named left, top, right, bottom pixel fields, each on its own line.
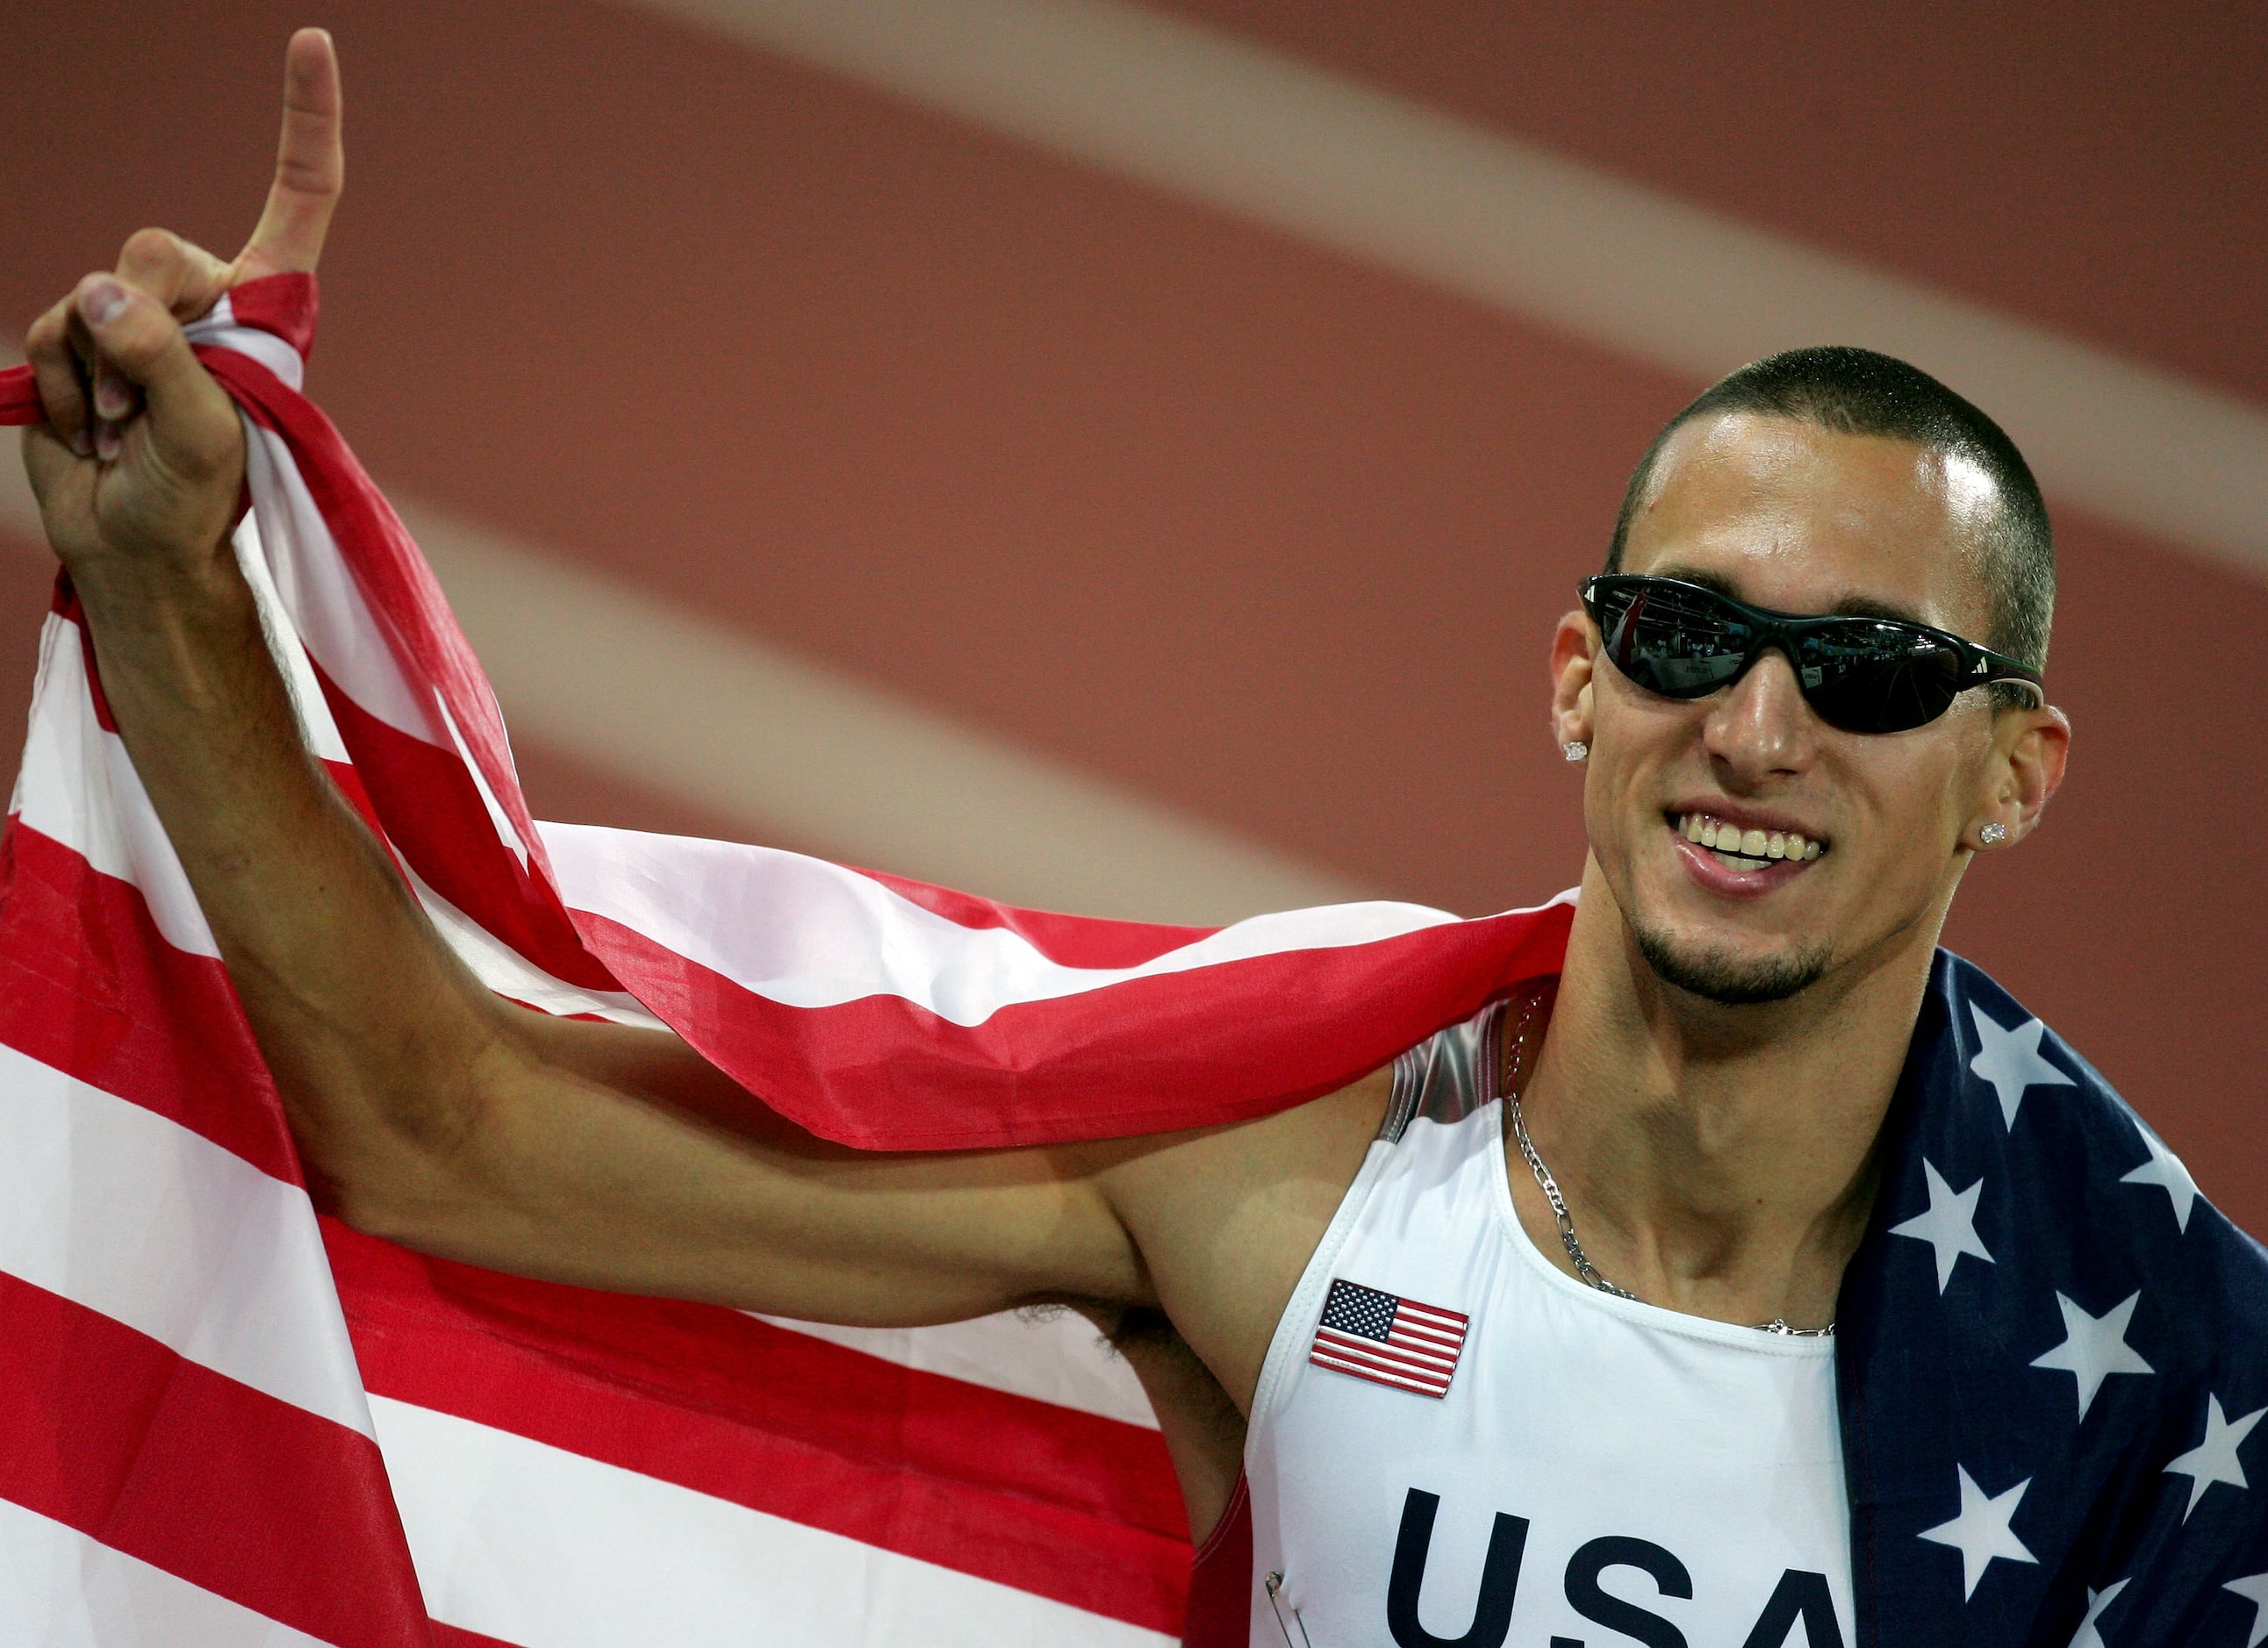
left=1550, top=412, right=2069, bottom=1006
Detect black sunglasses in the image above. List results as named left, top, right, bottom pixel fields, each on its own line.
left=1581, top=574, right=2045, bottom=735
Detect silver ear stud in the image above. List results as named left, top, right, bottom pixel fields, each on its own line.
left=1562, top=741, right=1590, bottom=763
left=1979, top=822, right=2008, bottom=846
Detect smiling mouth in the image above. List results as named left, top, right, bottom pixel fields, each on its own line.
left=1669, top=812, right=1828, bottom=872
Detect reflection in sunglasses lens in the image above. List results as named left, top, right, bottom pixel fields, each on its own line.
left=1604, top=584, right=1969, bottom=734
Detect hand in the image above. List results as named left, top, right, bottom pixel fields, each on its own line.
left=20, top=28, right=343, bottom=600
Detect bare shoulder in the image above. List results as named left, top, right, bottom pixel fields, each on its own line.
left=1077, top=1064, right=1396, bottom=1413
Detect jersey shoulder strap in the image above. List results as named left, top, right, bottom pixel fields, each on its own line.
left=1376, top=999, right=1504, bottom=1143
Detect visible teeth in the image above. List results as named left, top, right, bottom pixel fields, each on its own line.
left=1679, top=814, right=1827, bottom=863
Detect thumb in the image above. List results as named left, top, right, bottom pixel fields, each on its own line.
left=75, top=275, right=239, bottom=477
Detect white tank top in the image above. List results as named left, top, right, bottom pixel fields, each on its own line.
left=1244, top=1002, right=1855, bottom=1648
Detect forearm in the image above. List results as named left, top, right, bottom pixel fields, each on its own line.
left=69, top=558, right=1147, bottom=1322
left=18, top=94, right=1158, bottom=1327
left=75, top=553, right=513, bottom=1209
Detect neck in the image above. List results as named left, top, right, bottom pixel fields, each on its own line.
left=1511, top=862, right=1947, bottom=1329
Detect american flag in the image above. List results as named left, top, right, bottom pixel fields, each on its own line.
left=0, top=278, right=1561, bottom=1646
left=1308, top=1279, right=1470, bottom=1399
left=3, top=277, right=2264, bottom=1645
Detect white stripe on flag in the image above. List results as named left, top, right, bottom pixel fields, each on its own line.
left=757, top=1306, right=1160, bottom=1429
left=404, top=860, right=667, bottom=1029
left=1312, top=1329, right=1456, bottom=1373
left=0, top=1041, right=374, bottom=1438
left=11, top=607, right=638, bottom=1034
left=232, top=510, right=354, bottom=768
left=238, top=420, right=442, bottom=745
left=194, top=295, right=306, bottom=393
left=12, top=618, right=221, bottom=960
left=0, top=1494, right=330, bottom=1648
left=1305, top=1352, right=1447, bottom=1396
left=370, top=1396, right=1178, bottom=1648
left=542, top=819, right=1473, bottom=1022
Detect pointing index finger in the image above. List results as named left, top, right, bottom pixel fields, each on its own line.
left=235, top=28, right=344, bottom=282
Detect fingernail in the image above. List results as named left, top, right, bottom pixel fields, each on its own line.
left=79, top=277, right=129, bottom=329
left=96, top=378, right=133, bottom=419
left=68, top=428, right=91, bottom=459
left=94, top=419, right=120, bottom=462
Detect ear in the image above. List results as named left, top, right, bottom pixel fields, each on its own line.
left=1970, top=702, right=2071, bottom=850
left=1549, top=608, right=1597, bottom=752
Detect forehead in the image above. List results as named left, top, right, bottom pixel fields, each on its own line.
left=1621, top=412, right=1999, bottom=635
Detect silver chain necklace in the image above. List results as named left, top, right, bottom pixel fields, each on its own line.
left=1500, top=993, right=1834, bottom=1338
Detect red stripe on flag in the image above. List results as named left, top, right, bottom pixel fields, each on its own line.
left=1312, top=1329, right=1458, bottom=1373
left=850, top=865, right=1220, bottom=968
left=428, top=1626, right=522, bottom=1648
left=1306, top=1352, right=1452, bottom=1397
left=1384, top=1322, right=1465, bottom=1351
left=0, top=821, right=301, bottom=1183
left=1181, top=1472, right=1253, bottom=1648
left=1388, top=1323, right=1461, bottom=1351
left=0, top=362, right=39, bottom=425
left=327, top=1222, right=1192, bottom=1633
left=225, top=272, right=319, bottom=359
left=312, top=668, right=620, bottom=992
left=1310, top=1344, right=1457, bottom=1387
left=199, top=327, right=545, bottom=900
left=573, top=903, right=1573, bottom=1150
left=1394, top=1301, right=1469, bottom=1328
left=0, top=1268, right=430, bottom=1648
left=47, top=585, right=123, bottom=734
left=1308, top=1346, right=1446, bottom=1382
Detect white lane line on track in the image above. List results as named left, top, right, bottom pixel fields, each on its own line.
left=622, top=0, right=2268, bottom=581
left=0, top=412, right=1360, bottom=926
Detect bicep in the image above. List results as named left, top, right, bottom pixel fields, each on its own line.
left=355, top=1010, right=1150, bottom=1327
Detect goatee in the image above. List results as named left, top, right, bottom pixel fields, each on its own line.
left=1633, top=924, right=1833, bottom=1007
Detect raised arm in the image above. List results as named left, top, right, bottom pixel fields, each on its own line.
left=17, top=32, right=1147, bottom=1330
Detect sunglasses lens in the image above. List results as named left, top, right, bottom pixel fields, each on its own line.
left=1596, top=580, right=1754, bottom=699
left=1797, top=624, right=1966, bottom=733
left=1591, top=579, right=1984, bottom=732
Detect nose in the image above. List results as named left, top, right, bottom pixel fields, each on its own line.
left=1702, top=647, right=1819, bottom=784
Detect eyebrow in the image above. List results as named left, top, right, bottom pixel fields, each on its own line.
left=1647, top=562, right=1930, bottom=627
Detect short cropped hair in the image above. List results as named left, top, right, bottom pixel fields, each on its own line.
left=1605, top=346, right=2055, bottom=675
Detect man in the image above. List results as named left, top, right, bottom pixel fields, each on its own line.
left=22, top=32, right=2266, bottom=1646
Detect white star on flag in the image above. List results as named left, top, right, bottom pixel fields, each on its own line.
left=2068, top=1578, right=2128, bottom=1648
left=2226, top=1572, right=2268, bottom=1648
left=2029, top=1292, right=2154, bottom=1422
left=2164, top=1394, right=2266, bottom=1521
left=1968, top=1005, right=2072, bottom=1127
left=2119, top=1124, right=2200, bottom=1234
left=1919, top=1465, right=2036, bottom=1600
left=1890, top=1158, right=1994, bottom=1293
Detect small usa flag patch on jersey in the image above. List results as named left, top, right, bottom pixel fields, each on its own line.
left=1307, top=1279, right=1469, bottom=1398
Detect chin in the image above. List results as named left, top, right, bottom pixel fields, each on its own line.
left=1632, top=922, right=1834, bottom=1007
